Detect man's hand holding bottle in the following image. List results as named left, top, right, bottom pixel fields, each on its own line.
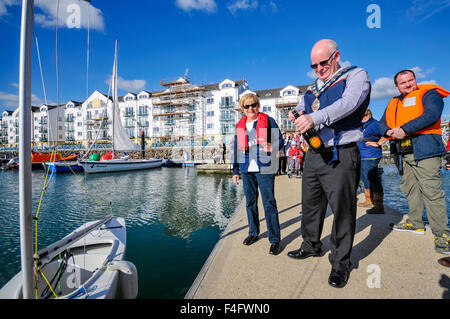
left=288, top=110, right=314, bottom=134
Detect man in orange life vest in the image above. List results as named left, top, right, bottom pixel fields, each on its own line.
left=379, top=69, right=450, bottom=255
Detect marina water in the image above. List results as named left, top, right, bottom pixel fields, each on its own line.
left=0, top=167, right=244, bottom=299
left=0, top=166, right=448, bottom=298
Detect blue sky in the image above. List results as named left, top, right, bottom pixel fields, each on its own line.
left=0, top=0, right=449, bottom=120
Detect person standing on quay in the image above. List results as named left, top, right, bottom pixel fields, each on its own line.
left=232, top=93, right=283, bottom=255
left=287, top=39, right=371, bottom=288
left=379, top=69, right=450, bottom=255
left=357, top=108, right=387, bottom=214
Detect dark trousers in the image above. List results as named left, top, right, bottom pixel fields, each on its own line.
left=278, top=156, right=287, bottom=173
left=360, top=158, right=383, bottom=194
left=242, top=172, right=281, bottom=244
left=300, top=145, right=361, bottom=272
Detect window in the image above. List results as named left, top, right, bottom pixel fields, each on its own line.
left=207, top=123, right=214, bottom=129
left=207, top=111, right=214, bottom=117
left=283, top=90, right=295, bottom=96
left=207, top=98, right=214, bottom=104
left=262, top=106, right=272, bottom=113
left=221, top=96, right=233, bottom=106
left=221, top=83, right=232, bottom=89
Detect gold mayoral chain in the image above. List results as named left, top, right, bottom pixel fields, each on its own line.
left=311, top=66, right=356, bottom=112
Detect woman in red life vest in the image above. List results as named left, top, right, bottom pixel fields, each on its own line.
left=232, top=93, right=284, bottom=255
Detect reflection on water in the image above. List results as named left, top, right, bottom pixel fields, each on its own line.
left=0, top=167, right=244, bottom=298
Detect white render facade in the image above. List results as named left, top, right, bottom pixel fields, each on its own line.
left=0, top=77, right=308, bottom=149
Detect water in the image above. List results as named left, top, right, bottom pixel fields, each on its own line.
left=0, top=165, right=449, bottom=299
left=0, top=167, right=244, bottom=299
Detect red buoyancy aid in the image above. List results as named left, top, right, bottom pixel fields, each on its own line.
left=236, top=112, right=269, bottom=151
left=385, top=84, right=449, bottom=135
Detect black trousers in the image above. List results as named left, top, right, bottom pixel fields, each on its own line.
left=300, top=145, right=361, bottom=272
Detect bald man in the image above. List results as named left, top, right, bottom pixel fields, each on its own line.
left=287, top=39, right=371, bottom=288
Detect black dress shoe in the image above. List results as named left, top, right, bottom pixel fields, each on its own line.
left=269, top=242, right=281, bottom=255
left=243, top=235, right=259, bottom=246
left=328, top=269, right=349, bottom=288
left=287, top=248, right=321, bottom=259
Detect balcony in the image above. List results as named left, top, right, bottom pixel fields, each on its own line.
left=124, top=112, right=135, bottom=118
left=137, top=121, right=149, bottom=127
left=138, top=111, right=148, bottom=116
left=39, top=120, right=47, bottom=125
left=65, top=126, right=75, bottom=132
left=65, top=117, right=74, bottom=122
left=39, top=137, right=48, bottom=142
left=220, top=102, right=236, bottom=109
left=275, top=97, right=299, bottom=109
left=220, top=116, right=235, bottom=122
left=1, top=123, right=8, bottom=128
left=39, top=127, right=48, bottom=134
left=124, top=122, right=134, bottom=128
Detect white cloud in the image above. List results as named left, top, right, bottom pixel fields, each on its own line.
left=175, top=0, right=217, bottom=13
left=0, top=0, right=19, bottom=18
left=371, top=66, right=438, bottom=100
left=370, top=77, right=399, bottom=100
left=227, top=0, right=258, bottom=15
left=269, top=1, right=278, bottom=13
left=0, top=91, right=52, bottom=108
left=34, top=0, right=105, bottom=31
left=406, top=0, right=450, bottom=23
left=0, top=0, right=105, bottom=30
left=106, top=76, right=147, bottom=93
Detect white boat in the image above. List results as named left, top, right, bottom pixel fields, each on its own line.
left=79, top=40, right=162, bottom=174
left=80, top=158, right=162, bottom=173
left=0, top=0, right=138, bottom=299
left=0, top=217, right=138, bottom=299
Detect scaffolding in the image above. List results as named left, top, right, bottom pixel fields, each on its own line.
left=152, top=77, right=207, bottom=147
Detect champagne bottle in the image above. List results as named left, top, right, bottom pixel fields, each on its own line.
left=291, top=109, right=327, bottom=153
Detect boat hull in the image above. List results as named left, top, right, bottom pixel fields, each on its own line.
left=79, top=159, right=162, bottom=174
left=0, top=217, right=132, bottom=299
left=42, top=161, right=84, bottom=173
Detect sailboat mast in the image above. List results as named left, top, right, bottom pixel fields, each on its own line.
left=112, top=40, right=118, bottom=156
left=18, top=0, right=35, bottom=299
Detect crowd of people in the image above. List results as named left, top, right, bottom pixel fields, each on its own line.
left=231, top=38, right=450, bottom=288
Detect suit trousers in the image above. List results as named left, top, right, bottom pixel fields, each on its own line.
left=300, top=145, right=361, bottom=272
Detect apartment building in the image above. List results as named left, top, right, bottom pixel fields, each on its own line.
left=0, top=77, right=308, bottom=149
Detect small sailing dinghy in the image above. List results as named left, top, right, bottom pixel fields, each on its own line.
left=0, top=217, right=137, bottom=299
left=0, top=0, right=138, bottom=299
left=78, top=40, right=162, bottom=174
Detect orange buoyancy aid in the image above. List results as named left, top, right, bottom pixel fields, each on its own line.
left=236, top=112, right=269, bottom=151
left=385, top=84, right=449, bottom=135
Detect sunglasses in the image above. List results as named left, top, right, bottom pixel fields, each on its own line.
left=243, top=102, right=258, bottom=109
left=310, top=50, right=337, bottom=69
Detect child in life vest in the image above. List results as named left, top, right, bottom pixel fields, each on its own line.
left=288, top=141, right=303, bottom=178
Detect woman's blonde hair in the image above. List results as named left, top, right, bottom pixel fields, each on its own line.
left=239, top=93, right=260, bottom=113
